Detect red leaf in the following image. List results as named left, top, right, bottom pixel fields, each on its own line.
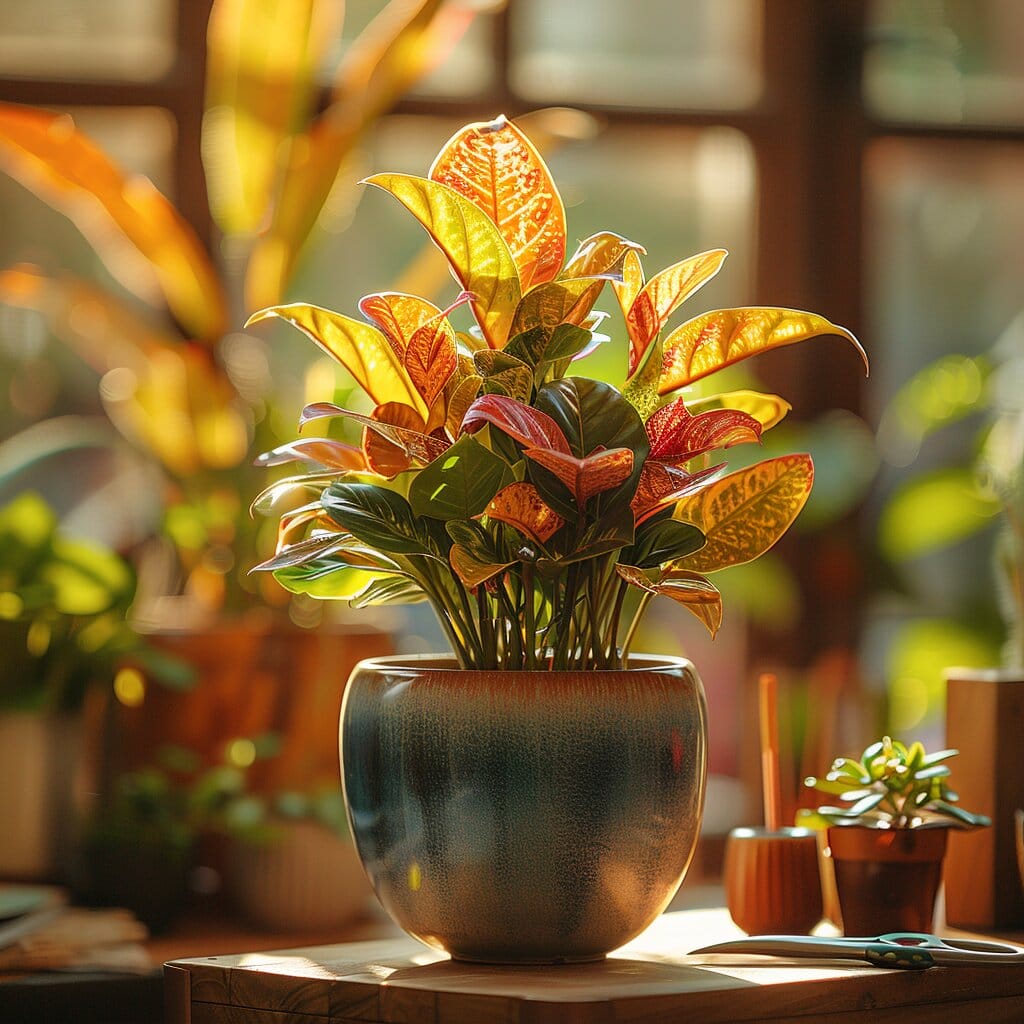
left=525, top=446, right=633, bottom=506
left=631, top=462, right=723, bottom=524
left=462, top=393, right=570, bottom=453
left=645, top=398, right=761, bottom=462
left=256, top=438, right=366, bottom=472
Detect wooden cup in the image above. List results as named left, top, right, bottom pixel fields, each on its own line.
left=724, top=827, right=824, bottom=935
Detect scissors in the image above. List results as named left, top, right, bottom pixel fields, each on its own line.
left=690, top=932, right=1024, bottom=970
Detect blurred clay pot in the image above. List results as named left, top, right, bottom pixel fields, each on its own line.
left=341, top=654, right=707, bottom=963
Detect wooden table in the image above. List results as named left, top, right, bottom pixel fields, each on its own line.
left=165, top=908, right=1024, bottom=1023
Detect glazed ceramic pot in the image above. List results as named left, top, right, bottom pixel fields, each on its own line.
left=824, top=826, right=948, bottom=935
left=340, top=654, right=707, bottom=963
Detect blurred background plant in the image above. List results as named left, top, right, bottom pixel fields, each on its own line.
left=0, top=490, right=191, bottom=712
left=0, top=0, right=485, bottom=629
left=874, top=315, right=1024, bottom=734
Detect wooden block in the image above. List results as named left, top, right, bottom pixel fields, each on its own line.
left=945, top=671, right=1024, bottom=929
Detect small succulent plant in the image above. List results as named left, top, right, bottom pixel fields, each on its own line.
left=803, top=736, right=990, bottom=830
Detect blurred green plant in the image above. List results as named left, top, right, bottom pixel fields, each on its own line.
left=0, top=491, right=189, bottom=712
left=0, top=0, right=478, bottom=622
left=879, top=325, right=1024, bottom=673
left=801, top=735, right=989, bottom=830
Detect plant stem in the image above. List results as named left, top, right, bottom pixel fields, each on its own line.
left=620, top=591, right=653, bottom=663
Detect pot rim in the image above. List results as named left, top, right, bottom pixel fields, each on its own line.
left=351, top=652, right=694, bottom=676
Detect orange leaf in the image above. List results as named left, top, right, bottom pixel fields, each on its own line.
left=0, top=103, right=226, bottom=341
left=660, top=307, right=868, bottom=392
left=672, top=454, right=814, bottom=573
left=430, top=116, right=566, bottom=291
left=626, top=249, right=727, bottom=377
left=450, top=545, right=511, bottom=588
left=357, top=292, right=445, bottom=356
left=405, top=318, right=457, bottom=410
left=256, top=437, right=366, bottom=471
left=560, top=231, right=646, bottom=282
left=525, top=446, right=633, bottom=507
left=444, top=372, right=482, bottom=439
left=614, top=564, right=722, bottom=638
left=481, top=483, right=565, bottom=544
left=364, top=173, right=521, bottom=348
left=363, top=402, right=431, bottom=478
left=299, top=402, right=448, bottom=465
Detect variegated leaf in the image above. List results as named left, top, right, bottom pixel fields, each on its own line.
left=631, top=462, right=724, bottom=524
left=363, top=173, right=521, bottom=348
left=612, top=248, right=645, bottom=321
left=614, top=564, right=723, bottom=638
left=406, top=317, right=457, bottom=409
left=627, top=249, right=728, bottom=376
left=508, top=278, right=605, bottom=340
left=429, top=116, right=566, bottom=291
left=358, top=292, right=445, bottom=356
left=481, top=482, right=565, bottom=544
left=660, top=307, right=868, bottom=392
left=672, top=454, right=814, bottom=573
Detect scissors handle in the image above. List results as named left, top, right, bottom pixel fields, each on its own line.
left=864, top=943, right=934, bottom=970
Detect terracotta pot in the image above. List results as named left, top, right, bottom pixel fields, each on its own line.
left=825, top=826, right=948, bottom=935
left=723, top=827, right=822, bottom=935
left=341, top=654, right=707, bottom=963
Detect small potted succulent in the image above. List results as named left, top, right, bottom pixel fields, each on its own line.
left=803, top=736, right=989, bottom=934
left=247, top=115, right=865, bottom=962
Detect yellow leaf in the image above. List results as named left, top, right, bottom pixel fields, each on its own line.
left=247, top=303, right=427, bottom=416
left=660, top=307, right=868, bottom=392
left=672, top=454, right=814, bottom=573
left=0, top=103, right=227, bottom=341
left=203, top=0, right=342, bottom=235
left=430, top=116, right=566, bottom=291
left=685, top=390, right=792, bottom=432
left=364, top=173, right=521, bottom=348
left=481, top=483, right=565, bottom=544
left=626, top=249, right=728, bottom=376
left=612, top=249, right=645, bottom=321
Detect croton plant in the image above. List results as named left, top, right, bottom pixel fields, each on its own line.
left=250, top=116, right=867, bottom=671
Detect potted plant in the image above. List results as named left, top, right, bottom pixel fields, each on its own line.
left=248, top=115, right=865, bottom=963
left=803, top=735, right=989, bottom=935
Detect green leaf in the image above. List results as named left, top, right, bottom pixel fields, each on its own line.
left=273, top=561, right=381, bottom=599
left=622, top=518, right=705, bottom=569
left=540, top=508, right=634, bottom=572
left=350, top=575, right=425, bottom=607
left=408, top=434, right=510, bottom=522
left=322, top=482, right=435, bottom=555
left=473, top=350, right=534, bottom=403
left=445, top=519, right=504, bottom=563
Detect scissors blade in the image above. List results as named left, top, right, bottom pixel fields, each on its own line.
left=691, top=936, right=938, bottom=970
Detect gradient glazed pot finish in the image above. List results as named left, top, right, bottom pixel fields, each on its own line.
left=341, top=654, right=707, bottom=963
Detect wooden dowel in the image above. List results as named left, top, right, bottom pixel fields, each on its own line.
left=759, top=672, right=781, bottom=833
